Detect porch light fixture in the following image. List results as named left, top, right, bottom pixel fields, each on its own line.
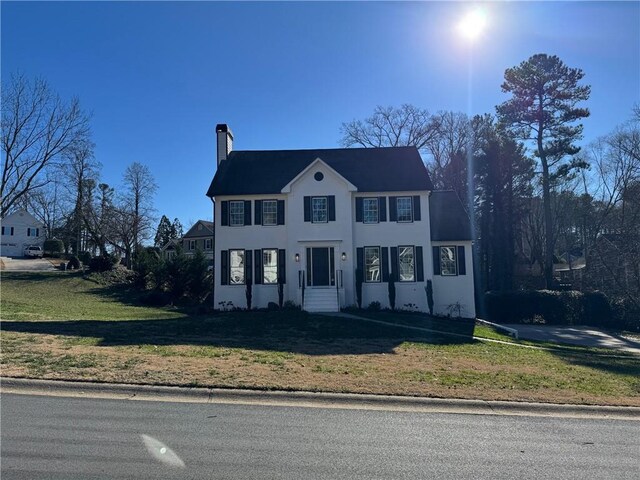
left=341, top=252, right=347, bottom=261
left=295, top=253, right=300, bottom=262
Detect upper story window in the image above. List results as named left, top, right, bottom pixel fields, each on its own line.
left=396, top=197, right=413, bottom=223
left=399, top=246, right=415, bottom=282
left=205, top=238, right=212, bottom=250
left=440, top=246, right=457, bottom=276
left=229, top=201, right=244, bottom=226
left=312, top=197, right=328, bottom=223
left=27, top=227, right=40, bottom=237
left=262, top=200, right=277, bottom=226
left=363, top=198, right=379, bottom=224
left=189, top=240, right=196, bottom=250
left=365, top=246, right=381, bottom=283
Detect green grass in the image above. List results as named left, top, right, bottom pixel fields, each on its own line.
left=1, top=271, right=185, bottom=321
left=1, top=271, right=639, bottom=405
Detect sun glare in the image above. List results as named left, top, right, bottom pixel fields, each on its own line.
left=457, top=8, right=488, bottom=41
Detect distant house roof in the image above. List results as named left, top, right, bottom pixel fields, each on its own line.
left=1, top=208, right=43, bottom=226
left=183, top=220, right=214, bottom=238
left=429, top=191, right=472, bottom=241
left=207, top=146, right=433, bottom=196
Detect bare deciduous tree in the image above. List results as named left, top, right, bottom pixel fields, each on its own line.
left=122, top=162, right=157, bottom=259
left=1, top=73, right=91, bottom=217
left=340, top=104, right=441, bottom=152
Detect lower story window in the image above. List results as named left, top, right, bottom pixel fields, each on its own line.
left=440, top=246, right=457, bottom=276
left=399, top=246, right=415, bottom=282
left=365, top=247, right=380, bottom=282
left=263, top=248, right=278, bottom=284
left=230, top=249, right=245, bottom=285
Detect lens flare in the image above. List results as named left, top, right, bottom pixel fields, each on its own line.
left=457, top=8, right=488, bottom=41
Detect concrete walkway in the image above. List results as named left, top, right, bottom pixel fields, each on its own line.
left=504, top=324, right=640, bottom=354
left=0, top=256, right=55, bottom=272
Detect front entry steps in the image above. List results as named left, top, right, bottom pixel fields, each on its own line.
left=303, top=288, right=339, bottom=313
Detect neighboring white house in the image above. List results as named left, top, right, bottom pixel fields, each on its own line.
left=0, top=209, right=45, bottom=257
left=206, top=124, right=475, bottom=317
left=161, top=220, right=214, bottom=267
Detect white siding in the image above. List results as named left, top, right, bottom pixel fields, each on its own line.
left=431, top=241, right=476, bottom=318
left=1, top=210, right=44, bottom=257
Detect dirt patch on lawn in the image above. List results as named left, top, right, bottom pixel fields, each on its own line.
left=2, top=330, right=639, bottom=406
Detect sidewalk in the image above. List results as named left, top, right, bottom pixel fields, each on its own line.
left=2, top=377, right=639, bottom=420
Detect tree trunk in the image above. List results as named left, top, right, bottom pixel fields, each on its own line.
left=539, top=142, right=554, bottom=289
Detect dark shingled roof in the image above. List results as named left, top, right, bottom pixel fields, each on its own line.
left=206, top=146, right=433, bottom=196
left=429, top=190, right=472, bottom=241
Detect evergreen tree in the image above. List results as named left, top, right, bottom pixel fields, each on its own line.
left=497, top=54, right=590, bottom=288
left=154, top=215, right=174, bottom=247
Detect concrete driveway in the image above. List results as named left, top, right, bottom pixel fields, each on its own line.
left=504, top=324, right=640, bottom=354
left=0, top=257, right=55, bottom=272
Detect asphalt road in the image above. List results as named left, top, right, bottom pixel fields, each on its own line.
left=1, top=393, right=638, bottom=480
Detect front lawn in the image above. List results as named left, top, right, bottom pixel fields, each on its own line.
left=1, top=271, right=639, bottom=405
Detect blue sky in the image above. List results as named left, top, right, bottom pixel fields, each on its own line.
left=2, top=1, right=639, bottom=229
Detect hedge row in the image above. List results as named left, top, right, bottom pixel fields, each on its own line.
left=485, top=290, right=613, bottom=327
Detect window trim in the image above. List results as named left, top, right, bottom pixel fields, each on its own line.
left=205, top=238, right=212, bottom=250
left=262, top=248, right=279, bottom=285
left=229, top=200, right=245, bottom=227
left=364, top=246, right=381, bottom=283
left=363, top=198, right=379, bottom=224
left=440, top=245, right=458, bottom=276
left=229, top=249, right=246, bottom=285
left=396, top=197, right=413, bottom=223
left=189, top=240, right=196, bottom=250
left=311, top=196, right=328, bottom=224
left=262, top=199, right=278, bottom=226
left=398, top=245, right=416, bottom=282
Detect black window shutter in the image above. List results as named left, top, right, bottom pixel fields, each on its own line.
left=413, top=195, right=421, bottom=221
left=245, top=250, right=253, bottom=283
left=254, top=250, right=262, bottom=284
left=355, top=198, right=363, bottom=222
left=306, top=248, right=311, bottom=285
left=255, top=200, right=262, bottom=225
left=356, top=247, right=364, bottom=274
left=379, top=197, right=387, bottom=221
left=278, top=249, right=286, bottom=283
left=304, top=196, right=311, bottom=222
left=328, top=196, right=336, bottom=221
left=11, top=227, right=14, bottom=235
left=277, top=200, right=285, bottom=225
left=458, top=246, right=466, bottom=275
left=221, top=201, right=229, bottom=226
left=381, top=247, right=389, bottom=282
left=389, top=197, right=397, bottom=222
left=416, top=246, right=424, bottom=282
left=433, top=246, right=441, bottom=275
left=390, top=247, right=399, bottom=280
left=244, top=201, right=251, bottom=226
left=221, top=250, right=229, bottom=285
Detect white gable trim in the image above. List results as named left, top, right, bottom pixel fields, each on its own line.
left=281, top=157, right=357, bottom=193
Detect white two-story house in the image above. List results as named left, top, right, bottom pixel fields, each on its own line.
left=1, top=209, right=44, bottom=257
left=206, top=124, right=475, bottom=317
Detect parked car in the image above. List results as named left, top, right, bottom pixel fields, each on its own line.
left=24, top=245, right=44, bottom=258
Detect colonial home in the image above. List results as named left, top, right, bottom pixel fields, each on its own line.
left=0, top=209, right=44, bottom=257
left=206, top=124, right=475, bottom=316
left=161, top=220, right=214, bottom=267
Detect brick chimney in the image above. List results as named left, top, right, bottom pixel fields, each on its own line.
left=216, top=124, right=233, bottom=166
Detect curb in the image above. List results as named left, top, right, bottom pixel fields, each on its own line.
left=2, top=377, right=639, bottom=420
